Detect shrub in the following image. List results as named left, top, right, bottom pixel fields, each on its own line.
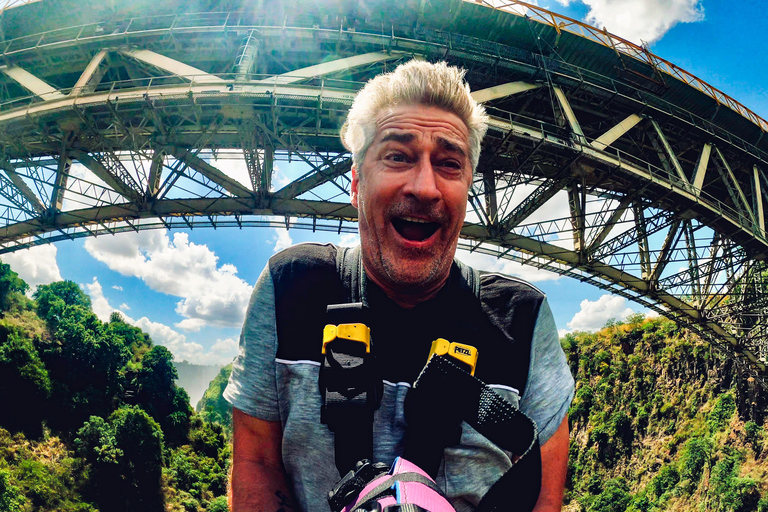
left=744, top=421, right=764, bottom=455
left=0, top=469, right=25, bottom=512
left=588, top=478, right=631, bottom=512
left=722, top=478, right=761, bottom=512
left=208, top=495, right=230, bottom=512
left=708, top=393, right=736, bottom=432
left=648, top=465, right=679, bottom=500
left=680, top=437, right=712, bottom=489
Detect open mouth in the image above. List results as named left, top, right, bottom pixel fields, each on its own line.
left=392, top=216, right=440, bottom=242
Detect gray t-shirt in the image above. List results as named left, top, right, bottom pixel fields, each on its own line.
left=224, top=256, right=574, bottom=512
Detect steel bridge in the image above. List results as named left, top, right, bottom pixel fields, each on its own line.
left=1, top=0, right=767, bottom=384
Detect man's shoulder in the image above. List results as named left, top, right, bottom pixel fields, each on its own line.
left=456, top=259, right=546, bottom=303
left=478, top=271, right=545, bottom=300
left=268, top=242, right=340, bottom=273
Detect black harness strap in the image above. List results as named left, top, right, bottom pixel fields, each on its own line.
left=403, top=355, right=542, bottom=512
left=320, top=247, right=382, bottom=477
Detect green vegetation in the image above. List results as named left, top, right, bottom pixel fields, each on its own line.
left=198, top=365, right=233, bottom=431
left=564, top=316, right=768, bottom=512
left=0, top=268, right=231, bottom=512
left=3, top=257, right=768, bottom=512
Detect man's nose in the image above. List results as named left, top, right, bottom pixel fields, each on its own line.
left=403, top=159, right=441, bottom=201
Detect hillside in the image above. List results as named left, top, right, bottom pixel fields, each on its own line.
left=197, top=365, right=233, bottom=431
left=174, top=361, right=225, bottom=409
left=3, top=251, right=768, bottom=511
left=562, top=315, right=768, bottom=512
left=0, top=263, right=231, bottom=512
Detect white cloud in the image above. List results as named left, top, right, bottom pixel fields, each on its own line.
left=565, top=294, right=635, bottom=332
left=86, top=277, right=116, bottom=321
left=134, top=316, right=206, bottom=363
left=210, top=337, right=238, bottom=358
left=270, top=165, right=291, bottom=191
left=84, top=231, right=253, bottom=330
left=207, top=156, right=252, bottom=191
left=112, top=285, right=123, bottom=291
left=1, top=244, right=62, bottom=292
left=119, top=303, right=130, bottom=311
left=273, top=229, right=293, bottom=252
left=175, top=318, right=206, bottom=332
left=85, top=277, right=234, bottom=365
left=580, top=0, right=704, bottom=44
left=338, top=233, right=360, bottom=247
left=456, top=249, right=561, bottom=283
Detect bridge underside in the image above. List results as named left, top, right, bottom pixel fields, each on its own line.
left=1, top=0, right=767, bottom=383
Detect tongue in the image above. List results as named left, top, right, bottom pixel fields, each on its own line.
left=393, top=219, right=438, bottom=242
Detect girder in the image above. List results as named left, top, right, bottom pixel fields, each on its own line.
left=0, top=0, right=767, bottom=385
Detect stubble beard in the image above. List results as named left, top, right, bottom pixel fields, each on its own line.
left=359, top=196, right=457, bottom=293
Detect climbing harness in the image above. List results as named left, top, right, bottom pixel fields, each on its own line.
left=320, top=246, right=542, bottom=512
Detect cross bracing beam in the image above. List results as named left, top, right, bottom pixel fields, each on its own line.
left=0, top=160, right=46, bottom=213
left=71, top=50, right=109, bottom=96
left=168, top=149, right=253, bottom=198
left=120, top=50, right=226, bottom=85
left=471, top=82, right=543, bottom=103
left=0, top=12, right=767, bottom=382
left=0, top=65, right=66, bottom=100
left=254, top=52, right=408, bottom=85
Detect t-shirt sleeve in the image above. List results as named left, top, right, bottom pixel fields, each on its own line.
left=519, top=297, right=574, bottom=444
left=223, top=265, right=281, bottom=421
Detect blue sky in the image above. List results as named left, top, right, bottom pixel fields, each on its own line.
left=2, top=0, right=766, bottom=366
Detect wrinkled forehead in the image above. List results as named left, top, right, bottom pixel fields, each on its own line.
left=372, top=103, right=471, bottom=152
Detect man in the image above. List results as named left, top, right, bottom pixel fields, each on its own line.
left=224, top=60, right=574, bottom=512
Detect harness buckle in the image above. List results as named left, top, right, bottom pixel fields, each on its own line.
left=428, top=338, right=478, bottom=376
left=328, top=459, right=389, bottom=512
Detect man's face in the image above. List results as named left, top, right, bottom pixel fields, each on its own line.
left=351, top=103, right=472, bottom=300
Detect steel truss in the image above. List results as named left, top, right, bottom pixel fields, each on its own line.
left=0, top=0, right=767, bottom=385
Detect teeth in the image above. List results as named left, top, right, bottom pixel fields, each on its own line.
left=400, top=216, right=430, bottom=223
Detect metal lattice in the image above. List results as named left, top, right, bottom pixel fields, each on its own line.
left=0, top=0, right=767, bottom=385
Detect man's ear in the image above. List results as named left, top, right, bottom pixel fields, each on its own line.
left=351, top=166, right=359, bottom=209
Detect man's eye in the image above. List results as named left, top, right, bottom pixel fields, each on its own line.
left=441, top=160, right=463, bottom=170
left=387, top=153, right=408, bottom=162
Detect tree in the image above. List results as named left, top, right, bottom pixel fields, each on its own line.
left=135, top=345, right=192, bottom=446
left=0, top=469, right=25, bottom=512
left=111, top=406, right=165, bottom=512
left=588, top=478, right=631, bottom=512
left=76, top=408, right=165, bottom=512
left=33, top=280, right=92, bottom=324
left=0, top=328, right=51, bottom=437
left=106, top=319, right=152, bottom=355
left=42, top=305, right=130, bottom=432
left=0, top=263, right=28, bottom=311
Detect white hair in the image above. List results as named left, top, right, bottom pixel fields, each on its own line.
left=340, top=60, right=488, bottom=171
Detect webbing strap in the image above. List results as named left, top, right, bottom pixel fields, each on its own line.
left=336, top=245, right=365, bottom=305
left=403, top=355, right=542, bottom=512
left=322, top=246, right=379, bottom=476
left=353, top=471, right=448, bottom=511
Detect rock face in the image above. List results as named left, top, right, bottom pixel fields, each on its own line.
left=173, top=361, right=224, bottom=408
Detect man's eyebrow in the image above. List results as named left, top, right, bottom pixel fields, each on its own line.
left=437, top=137, right=467, bottom=157
left=379, top=132, right=415, bottom=144
left=379, top=132, right=467, bottom=158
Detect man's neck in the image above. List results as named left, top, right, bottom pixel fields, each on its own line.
left=363, top=265, right=451, bottom=309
